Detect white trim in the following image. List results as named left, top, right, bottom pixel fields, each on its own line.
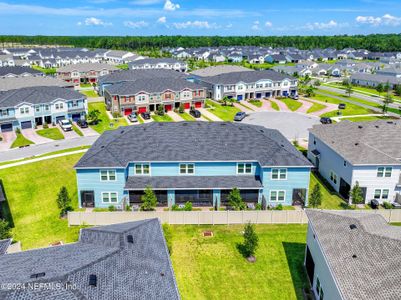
left=269, top=190, right=286, bottom=202
left=101, top=191, right=119, bottom=204
left=271, top=168, right=287, bottom=180
left=134, top=163, right=151, bottom=176
left=236, top=162, right=253, bottom=175
left=179, top=163, right=195, bottom=175
left=99, top=169, right=117, bottom=182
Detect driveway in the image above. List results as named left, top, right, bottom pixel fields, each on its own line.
left=268, top=98, right=291, bottom=112
left=22, top=128, right=52, bottom=144
left=0, top=131, right=16, bottom=151
left=75, top=123, right=101, bottom=136
left=198, top=108, right=223, bottom=121
left=243, top=111, right=320, bottom=140
left=58, top=125, right=80, bottom=139
left=167, top=111, right=184, bottom=122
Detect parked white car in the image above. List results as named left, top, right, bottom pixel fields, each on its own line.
left=58, top=119, right=72, bottom=131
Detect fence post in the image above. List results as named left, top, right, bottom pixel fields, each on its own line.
left=242, top=210, right=244, bottom=223
left=212, top=211, right=214, bottom=226
left=198, top=211, right=200, bottom=226
left=256, top=211, right=259, bottom=224
left=286, top=210, right=289, bottom=224
left=227, top=210, right=229, bottom=226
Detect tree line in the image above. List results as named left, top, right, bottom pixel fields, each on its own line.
left=1, top=34, right=401, bottom=52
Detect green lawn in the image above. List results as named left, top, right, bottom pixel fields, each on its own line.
left=279, top=98, right=302, bottom=112
left=151, top=114, right=174, bottom=122
left=206, top=100, right=241, bottom=121
left=179, top=112, right=196, bottom=121
left=80, top=90, right=98, bottom=98
left=36, top=127, right=64, bottom=140
left=11, top=133, right=34, bottom=148
left=137, top=115, right=145, bottom=124
left=88, top=102, right=128, bottom=133
left=309, top=172, right=345, bottom=209
left=306, top=101, right=326, bottom=114
left=80, top=83, right=93, bottom=88
left=239, top=101, right=254, bottom=111
left=0, top=154, right=85, bottom=249
left=170, top=224, right=308, bottom=300
left=270, top=100, right=280, bottom=111
left=248, top=99, right=263, bottom=107
left=72, top=124, right=84, bottom=136
left=32, top=65, right=56, bottom=75
left=116, top=64, right=129, bottom=70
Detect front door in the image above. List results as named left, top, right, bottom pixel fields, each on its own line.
left=292, top=188, right=306, bottom=206
left=360, top=187, right=367, bottom=203
left=81, top=191, right=95, bottom=208
left=339, top=178, right=351, bottom=200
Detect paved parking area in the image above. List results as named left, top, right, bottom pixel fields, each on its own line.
left=58, top=125, right=80, bottom=139
left=75, top=124, right=100, bottom=136
left=243, top=111, right=320, bottom=140
left=0, top=131, right=16, bottom=151
left=22, top=128, right=52, bottom=144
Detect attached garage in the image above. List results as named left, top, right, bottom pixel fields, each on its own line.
left=138, top=107, right=147, bottom=113
left=165, top=104, right=173, bottom=112
left=124, top=108, right=133, bottom=116
left=71, top=114, right=81, bottom=121
left=237, top=95, right=243, bottom=101
left=0, top=123, right=13, bottom=132
left=20, top=121, right=32, bottom=129
left=184, top=103, right=190, bottom=109
left=56, top=116, right=65, bottom=122
left=256, top=93, right=262, bottom=99
left=194, top=102, right=202, bottom=108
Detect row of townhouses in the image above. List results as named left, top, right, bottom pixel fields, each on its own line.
left=0, top=86, right=87, bottom=132
left=351, top=66, right=401, bottom=88
left=128, top=58, right=188, bottom=72
left=56, top=63, right=119, bottom=86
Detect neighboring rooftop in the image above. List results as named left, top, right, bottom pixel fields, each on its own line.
left=0, top=86, right=85, bottom=108
left=0, top=219, right=180, bottom=300
left=309, top=120, right=401, bottom=165
left=190, top=65, right=252, bottom=77
left=75, top=122, right=312, bottom=168
left=0, top=66, right=42, bottom=77
left=0, top=239, right=11, bottom=256
left=57, top=63, right=118, bottom=73
left=129, top=58, right=185, bottom=66
left=199, top=70, right=294, bottom=85
left=306, top=210, right=401, bottom=300
left=351, top=72, right=401, bottom=85
left=0, top=76, right=72, bottom=91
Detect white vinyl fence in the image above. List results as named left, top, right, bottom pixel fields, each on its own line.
left=68, top=209, right=401, bottom=226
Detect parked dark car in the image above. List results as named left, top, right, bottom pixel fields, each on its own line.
left=189, top=108, right=201, bottom=118
left=320, top=117, right=332, bottom=124
left=76, top=119, right=88, bottom=128
left=370, top=199, right=380, bottom=209
left=234, top=112, right=246, bottom=121
left=290, top=94, right=299, bottom=100
left=338, top=103, right=346, bottom=109
left=141, top=112, right=151, bottom=120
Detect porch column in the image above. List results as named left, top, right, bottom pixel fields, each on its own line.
left=167, top=190, right=175, bottom=208
left=213, top=189, right=221, bottom=208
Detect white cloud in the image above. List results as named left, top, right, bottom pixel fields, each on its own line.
left=265, top=21, right=273, bottom=28
left=163, top=0, right=180, bottom=11
left=172, top=20, right=219, bottom=29
left=226, top=23, right=233, bottom=28
left=157, top=16, right=167, bottom=23
left=251, top=21, right=260, bottom=30
left=305, top=20, right=338, bottom=30
left=130, top=0, right=162, bottom=5
left=77, top=17, right=112, bottom=26
left=356, top=14, right=401, bottom=26
left=124, top=20, right=149, bottom=28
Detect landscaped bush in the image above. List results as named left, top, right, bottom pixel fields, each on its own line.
left=183, top=201, right=192, bottom=211
left=15, top=128, right=21, bottom=134
left=108, top=205, right=116, bottom=211
left=112, top=112, right=121, bottom=118
left=0, top=219, right=11, bottom=240
left=255, top=203, right=262, bottom=210
left=156, top=104, right=165, bottom=116
left=171, top=202, right=193, bottom=211
left=340, top=202, right=356, bottom=210
left=274, top=204, right=283, bottom=210
left=125, top=204, right=131, bottom=211
left=382, top=201, right=392, bottom=209
left=178, top=104, right=185, bottom=114
left=0, top=136, right=2, bottom=142
left=43, top=122, right=49, bottom=129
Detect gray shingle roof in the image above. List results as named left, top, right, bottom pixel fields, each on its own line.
left=75, top=122, right=312, bottom=168
left=0, top=66, right=42, bottom=77
left=0, top=76, right=71, bottom=91
left=57, top=63, right=118, bottom=73
left=129, top=58, right=185, bottom=66
left=125, top=175, right=262, bottom=190
left=309, top=120, right=401, bottom=165
left=0, top=219, right=180, bottom=300
left=306, top=210, right=401, bottom=300
left=190, top=65, right=252, bottom=77
left=351, top=73, right=401, bottom=85
left=0, top=238, right=11, bottom=255
left=199, top=70, right=294, bottom=85
left=0, top=86, right=85, bottom=108
left=105, top=77, right=205, bottom=95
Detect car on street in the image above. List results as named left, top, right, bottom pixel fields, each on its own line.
left=76, top=119, right=88, bottom=128
left=320, top=117, right=332, bottom=124
left=141, top=112, right=151, bottom=120
left=128, top=113, right=138, bottom=123
left=58, top=119, right=72, bottom=131
left=338, top=103, right=346, bottom=109
left=189, top=108, right=201, bottom=118
left=234, top=112, right=246, bottom=122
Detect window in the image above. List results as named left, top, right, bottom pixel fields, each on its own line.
left=102, top=192, right=118, bottom=203
left=270, top=190, right=286, bottom=202
left=271, top=168, right=287, bottom=180
left=316, top=277, right=324, bottom=300
left=44, top=105, right=50, bottom=111
left=19, top=107, right=29, bottom=114
left=100, top=170, right=116, bottom=181
left=377, top=167, right=392, bottom=178
left=135, top=163, right=150, bottom=175
left=35, top=106, right=40, bottom=112
left=343, top=160, right=347, bottom=167
left=238, top=163, right=252, bottom=174
left=55, top=103, right=64, bottom=110
left=374, top=189, right=390, bottom=199
left=330, top=171, right=337, bottom=184
left=180, top=163, right=194, bottom=175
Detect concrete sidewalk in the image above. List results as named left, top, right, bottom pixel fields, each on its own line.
left=198, top=108, right=223, bottom=121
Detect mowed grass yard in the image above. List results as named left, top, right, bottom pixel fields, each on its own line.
left=279, top=98, right=302, bottom=111
left=0, top=153, right=84, bottom=249
left=88, top=102, right=128, bottom=133
left=206, top=99, right=240, bottom=121
left=170, top=224, right=308, bottom=300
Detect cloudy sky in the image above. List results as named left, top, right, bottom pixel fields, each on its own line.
left=1, top=0, right=401, bottom=35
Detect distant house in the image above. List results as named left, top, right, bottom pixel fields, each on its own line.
left=227, top=53, right=243, bottom=63
left=264, top=54, right=288, bottom=64
left=308, top=121, right=401, bottom=203
left=128, top=58, right=188, bottom=72
left=351, top=73, right=401, bottom=89
left=57, top=63, right=118, bottom=86
left=0, top=55, right=15, bottom=67
left=0, top=66, right=42, bottom=78
left=0, top=219, right=180, bottom=300
left=103, top=50, right=143, bottom=64
left=305, top=210, right=401, bottom=300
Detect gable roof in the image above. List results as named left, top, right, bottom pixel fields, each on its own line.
left=0, top=219, right=179, bottom=300
left=129, top=58, right=185, bottom=66
left=0, top=239, right=11, bottom=255
left=0, top=76, right=72, bottom=91
left=309, top=120, right=401, bottom=165
left=57, top=63, right=118, bottom=73
left=0, top=66, right=42, bottom=77
left=199, top=70, right=294, bottom=85
left=190, top=65, right=252, bottom=77
left=75, top=122, right=312, bottom=168
left=306, top=210, right=401, bottom=300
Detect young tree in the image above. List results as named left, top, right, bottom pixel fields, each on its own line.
left=56, top=186, right=72, bottom=217
left=0, top=219, right=11, bottom=240
left=178, top=103, right=185, bottom=114
left=394, top=84, right=401, bottom=97
left=350, top=181, right=364, bottom=204
left=87, top=109, right=100, bottom=125
left=313, top=80, right=321, bottom=87
left=305, top=86, right=316, bottom=97
left=226, top=97, right=235, bottom=106
left=342, top=79, right=350, bottom=86
left=309, top=184, right=322, bottom=208
left=141, top=186, right=158, bottom=211
left=383, top=82, right=390, bottom=93
left=382, top=93, right=393, bottom=114
left=242, top=222, right=259, bottom=259
left=157, top=104, right=165, bottom=116
left=376, top=83, right=384, bottom=96
left=345, top=84, right=353, bottom=97
left=222, top=96, right=229, bottom=106
left=228, top=187, right=245, bottom=210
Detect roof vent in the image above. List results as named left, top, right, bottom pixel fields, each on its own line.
left=350, top=224, right=357, bottom=230
left=352, top=254, right=357, bottom=258
left=375, top=125, right=379, bottom=128
left=160, top=272, right=165, bottom=277
left=358, top=125, right=363, bottom=129
left=354, top=143, right=359, bottom=146
left=30, top=272, right=45, bottom=279
left=120, top=130, right=125, bottom=134
left=127, top=235, right=134, bottom=243
left=100, top=145, right=105, bottom=149
left=89, top=274, right=97, bottom=287
left=387, top=121, right=394, bottom=124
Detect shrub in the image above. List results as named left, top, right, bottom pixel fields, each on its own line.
left=274, top=204, right=283, bottom=210
left=183, top=201, right=193, bottom=211
left=0, top=219, right=11, bottom=240
left=125, top=204, right=131, bottom=211
left=43, top=122, right=49, bottom=129
left=108, top=205, right=116, bottom=212
left=15, top=128, right=21, bottom=134
left=178, top=104, right=185, bottom=114
left=240, top=222, right=259, bottom=259
left=112, top=112, right=121, bottom=118
left=350, top=181, right=364, bottom=204
left=228, top=187, right=245, bottom=210
left=309, top=184, right=322, bottom=208
left=140, top=186, right=157, bottom=211
left=382, top=201, right=392, bottom=209
left=255, top=203, right=262, bottom=210
left=0, top=136, right=2, bottom=142
left=156, top=104, right=165, bottom=116
left=56, top=186, right=73, bottom=217
left=171, top=204, right=180, bottom=211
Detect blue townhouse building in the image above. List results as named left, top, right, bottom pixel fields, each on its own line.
left=74, top=122, right=312, bottom=209
left=0, top=86, right=87, bottom=132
